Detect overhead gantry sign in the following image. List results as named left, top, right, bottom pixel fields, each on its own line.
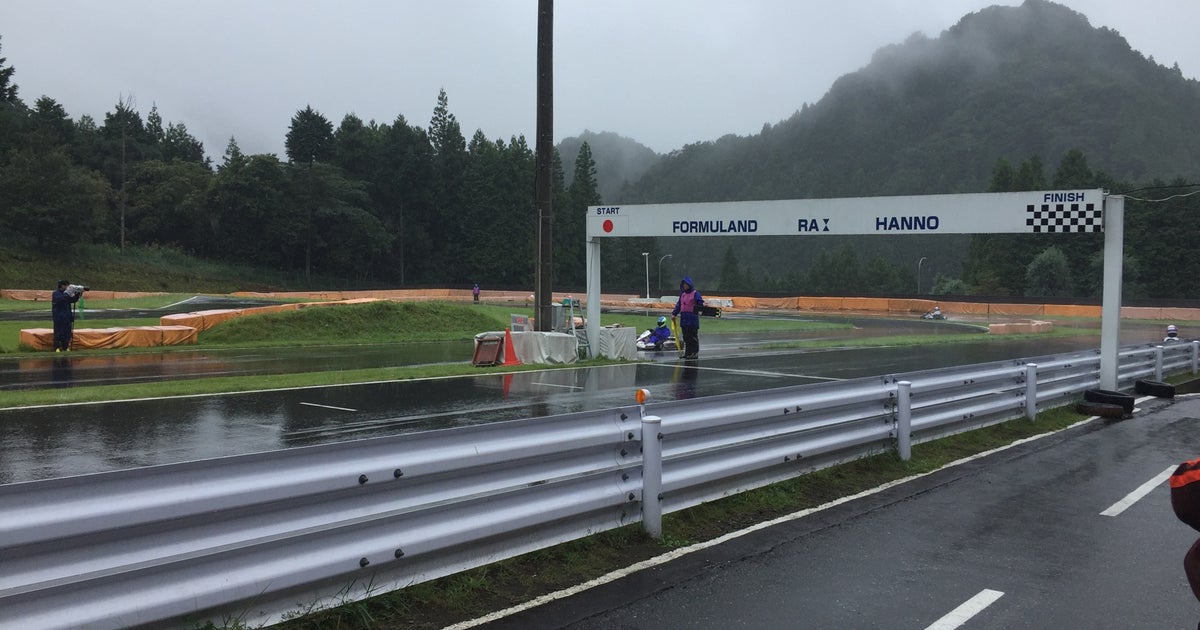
left=585, top=189, right=1126, bottom=388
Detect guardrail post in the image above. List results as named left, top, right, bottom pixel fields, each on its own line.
left=1025, top=363, right=1038, bottom=420
left=896, top=381, right=912, bottom=461
left=1155, top=345, right=1164, bottom=382
left=1193, top=340, right=1199, bottom=375
left=641, top=412, right=663, bottom=539
left=636, top=389, right=663, bottom=539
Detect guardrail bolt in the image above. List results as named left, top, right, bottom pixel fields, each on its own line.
left=394, top=548, right=405, bottom=559
left=359, top=557, right=370, bottom=568
left=627, top=431, right=634, bottom=440
left=358, top=474, right=369, bottom=485
left=628, top=492, right=636, bottom=501
left=622, top=473, right=630, bottom=481
left=620, top=413, right=628, bottom=421
left=393, top=469, right=404, bottom=478
left=620, top=448, right=628, bottom=457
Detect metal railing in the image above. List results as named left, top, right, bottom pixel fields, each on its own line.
left=1, top=340, right=1196, bottom=629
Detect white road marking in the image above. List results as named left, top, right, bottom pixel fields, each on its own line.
left=299, top=402, right=358, bottom=412
left=443, top=424, right=1092, bottom=630
left=1100, top=465, right=1175, bottom=516
left=532, top=382, right=582, bottom=390
left=924, top=589, right=1005, bottom=630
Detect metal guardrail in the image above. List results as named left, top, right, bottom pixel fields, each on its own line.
left=1, top=341, right=1197, bottom=628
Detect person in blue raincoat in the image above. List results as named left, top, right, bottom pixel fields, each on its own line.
left=646, top=316, right=672, bottom=349
left=671, top=276, right=704, bottom=359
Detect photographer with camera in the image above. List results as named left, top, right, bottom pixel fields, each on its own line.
left=51, top=279, right=86, bottom=352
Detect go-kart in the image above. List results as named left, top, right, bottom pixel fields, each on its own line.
left=921, top=310, right=946, bottom=320
left=637, top=329, right=678, bottom=351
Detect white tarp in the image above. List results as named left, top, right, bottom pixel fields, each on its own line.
left=510, top=330, right=578, bottom=364
left=597, top=326, right=637, bottom=360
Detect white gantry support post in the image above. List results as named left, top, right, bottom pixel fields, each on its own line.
left=896, top=381, right=912, bottom=461
left=1155, top=346, right=1164, bottom=382
left=1099, top=195, right=1124, bottom=390
left=585, top=238, right=601, bottom=359
left=1025, top=363, right=1038, bottom=420
left=1193, top=340, right=1199, bottom=375
left=637, top=388, right=663, bottom=539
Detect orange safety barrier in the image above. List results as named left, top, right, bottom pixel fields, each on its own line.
left=1044, top=304, right=1101, bottom=318
left=19, top=325, right=198, bottom=351
left=988, top=303, right=1045, bottom=317
left=937, top=300, right=988, bottom=315
left=887, top=299, right=936, bottom=314
left=843, top=297, right=891, bottom=312
left=1161, top=308, right=1200, bottom=322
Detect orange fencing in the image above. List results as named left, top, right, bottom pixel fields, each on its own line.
left=19, top=326, right=198, bottom=351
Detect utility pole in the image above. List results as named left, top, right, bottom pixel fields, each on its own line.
left=120, top=121, right=127, bottom=253
left=533, top=0, right=554, bottom=331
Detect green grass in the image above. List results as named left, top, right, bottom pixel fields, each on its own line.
left=0, top=294, right=226, bottom=312
left=0, top=242, right=365, bottom=293
left=0, top=300, right=849, bottom=355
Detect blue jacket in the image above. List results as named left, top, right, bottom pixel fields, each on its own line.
left=648, top=325, right=672, bottom=344
left=52, top=288, right=80, bottom=324
left=671, top=276, right=704, bottom=328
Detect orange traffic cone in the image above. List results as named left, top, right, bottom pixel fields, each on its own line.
left=502, top=328, right=522, bottom=366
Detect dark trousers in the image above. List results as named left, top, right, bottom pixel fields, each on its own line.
left=53, top=320, right=73, bottom=351
left=682, top=325, right=699, bottom=357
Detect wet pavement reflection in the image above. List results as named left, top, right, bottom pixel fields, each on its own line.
left=0, top=314, right=1177, bottom=484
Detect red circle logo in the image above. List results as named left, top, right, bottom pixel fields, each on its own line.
left=603, top=219, right=614, bottom=233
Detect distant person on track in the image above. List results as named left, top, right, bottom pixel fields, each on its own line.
left=1166, top=324, right=1182, bottom=343
left=51, top=279, right=82, bottom=352
left=672, top=275, right=704, bottom=359
left=473, top=283, right=480, bottom=303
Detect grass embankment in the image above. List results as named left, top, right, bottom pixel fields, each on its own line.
left=0, top=301, right=849, bottom=407
left=0, top=242, right=360, bottom=293
left=273, top=405, right=1096, bottom=630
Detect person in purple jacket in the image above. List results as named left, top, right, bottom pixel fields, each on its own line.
left=671, top=276, right=704, bottom=359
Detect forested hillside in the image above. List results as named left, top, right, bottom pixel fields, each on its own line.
left=621, top=0, right=1200, bottom=299
left=558, top=130, right=659, bottom=203
left=2, top=0, right=1199, bottom=299
left=0, top=39, right=607, bottom=291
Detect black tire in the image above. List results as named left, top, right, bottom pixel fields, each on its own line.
left=1135, top=379, right=1176, bottom=398
left=1076, top=401, right=1127, bottom=418
left=1083, top=388, right=1136, bottom=413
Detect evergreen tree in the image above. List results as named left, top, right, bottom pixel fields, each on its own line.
left=1025, top=246, right=1072, bottom=297
left=427, top=89, right=468, bottom=281
left=560, top=141, right=599, bottom=288
left=285, top=105, right=334, bottom=165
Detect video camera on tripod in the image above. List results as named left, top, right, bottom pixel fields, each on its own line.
left=66, top=284, right=90, bottom=297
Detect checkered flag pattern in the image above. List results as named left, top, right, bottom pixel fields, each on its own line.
left=1025, top=203, right=1103, bottom=233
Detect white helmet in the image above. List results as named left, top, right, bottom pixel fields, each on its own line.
left=657, top=316, right=667, bottom=327
left=1168, top=324, right=1178, bottom=334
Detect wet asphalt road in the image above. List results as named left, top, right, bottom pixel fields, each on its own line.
left=485, top=395, right=1200, bottom=630
left=0, top=332, right=1106, bottom=485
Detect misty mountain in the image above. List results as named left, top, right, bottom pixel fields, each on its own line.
left=622, top=0, right=1200, bottom=203
left=557, top=130, right=659, bottom=203
left=602, top=0, right=1200, bottom=294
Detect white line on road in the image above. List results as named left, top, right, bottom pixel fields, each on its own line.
left=532, top=382, right=582, bottom=390
left=1100, top=465, right=1175, bottom=516
left=299, top=402, right=358, bottom=412
left=925, top=589, right=1005, bottom=630
left=445, top=424, right=1096, bottom=630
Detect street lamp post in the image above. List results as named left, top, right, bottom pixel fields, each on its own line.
left=657, top=254, right=673, bottom=295
left=917, top=257, right=928, bottom=295
left=643, top=252, right=651, bottom=299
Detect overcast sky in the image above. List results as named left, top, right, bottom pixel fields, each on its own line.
left=2, top=1, right=1197, bottom=160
